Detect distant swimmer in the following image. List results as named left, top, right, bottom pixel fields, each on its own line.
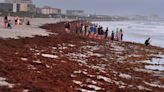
left=145, top=38, right=151, bottom=46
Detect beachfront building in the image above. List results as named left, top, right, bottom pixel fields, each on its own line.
left=5, top=0, right=32, bottom=4
left=41, top=6, right=61, bottom=15
left=4, top=0, right=35, bottom=12
left=66, top=10, right=89, bottom=17
left=35, top=8, right=42, bottom=14
left=0, top=3, right=13, bottom=12
left=19, top=3, right=28, bottom=12
left=19, top=3, right=35, bottom=12
left=0, top=3, right=20, bottom=13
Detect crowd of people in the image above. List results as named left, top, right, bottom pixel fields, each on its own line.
left=1, top=16, right=31, bottom=29
left=1, top=17, right=151, bottom=46
left=65, top=22, right=124, bottom=41
left=65, top=21, right=152, bottom=46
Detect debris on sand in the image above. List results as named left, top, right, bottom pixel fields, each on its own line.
left=0, top=21, right=164, bottom=91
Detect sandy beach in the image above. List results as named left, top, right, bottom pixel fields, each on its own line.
left=0, top=19, right=163, bottom=92
left=0, top=18, right=71, bottom=39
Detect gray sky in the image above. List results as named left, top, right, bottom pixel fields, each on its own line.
left=1, top=0, right=164, bottom=17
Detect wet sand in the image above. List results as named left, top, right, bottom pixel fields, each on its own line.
left=0, top=21, right=163, bottom=92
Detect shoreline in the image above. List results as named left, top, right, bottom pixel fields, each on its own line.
left=93, top=20, right=164, bottom=48
left=0, top=21, right=163, bottom=91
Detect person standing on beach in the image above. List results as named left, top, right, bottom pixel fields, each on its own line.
left=7, top=20, right=12, bottom=29
left=116, top=30, right=119, bottom=41
left=75, top=23, right=80, bottom=34
left=145, top=38, right=151, bottom=46
left=94, top=25, right=98, bottom=38
left=84, top=25, right=88, bottom=36
left=90, top=24, right=97, bottom=38
left=14, top=16, right=18, bottom=25
left=97, top=26, right=101, bottom=39
left=120, top=29, right=123, bottom=41
left=64, top=22, right=71, bottom=33
left=4, top=16, right=8, bottom=28
left=82, top=24, right=85, bottom=36
left=87, top=25, right=91, bottom=37
left=90, top=25, right=93, bottom=38
left=99, top=27, right=104, bottom=39
left=105, top=27, right=109, bottom=39
left=18, top=18, right=21, bottom=25
left=26, top=19, right=30, bottom=25
left=111, top=31, right=115, bottom=41
left=79, top=23, right=83, bottom=36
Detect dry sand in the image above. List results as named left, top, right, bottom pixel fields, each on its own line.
left=0, top=18, right=71, bottom=39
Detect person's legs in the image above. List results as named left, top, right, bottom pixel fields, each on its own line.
left=65, top=28, right=70, bottom=33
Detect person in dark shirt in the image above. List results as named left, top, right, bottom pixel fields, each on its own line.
left=64, top=22, right=71, bottom=33
left=7, top=20, right=12, bottom=29
left=97, top=26, right=101, bottom=38
left=105, top=27, right=109, bottom=39
left=84, top=25, right=88, bottom=36
left=145, top=38, right=151, bottom=46
left=111, top=31, right=115, bottom=41
left=26, top=19, right=30, bottom=25
left=99, top=27, right=104, bottom=39
left=65, top=22, right=71, bottom=29
left=120, top=29, right=123, bottom=41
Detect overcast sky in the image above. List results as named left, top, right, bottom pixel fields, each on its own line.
left=0, top=0, right=164, bottom=17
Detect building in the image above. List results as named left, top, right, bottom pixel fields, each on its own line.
left=28, top=4, right=35, bottom=13
left=35, top=7, right=42, bottom=14
left=5, top=0, right=32, bottom=4
left=66, top=10, right=88, bottom=17
left=0, top=3, right=20, bottom=12
left=41, top=6, right=61, bottom=15
left=5, top=0, right=35, bottom=12
left=0, top=3, right=13, bottom=12
left=19, top=3, right=35, bottom=12
left=12, top=3, right=20, bottom=12
left=19, top=3, right=28, bottom=11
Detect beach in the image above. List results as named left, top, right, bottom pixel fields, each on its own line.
left=0, top=18, right=163, bottom=92
left=0, top=18, right=71, bottom=39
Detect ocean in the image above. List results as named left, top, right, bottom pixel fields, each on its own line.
left=94, top=21, right=164, bottom=48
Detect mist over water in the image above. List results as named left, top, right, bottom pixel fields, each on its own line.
left=94, top=21, right=164, bottom=48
